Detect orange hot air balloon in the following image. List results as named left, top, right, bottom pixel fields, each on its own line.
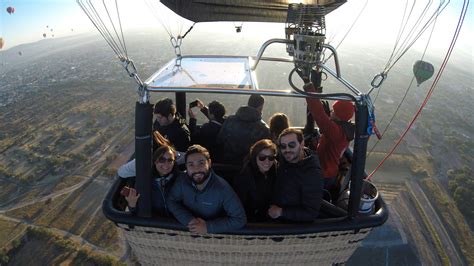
left=6, top=6, right=15, bottom=14
left=0, top=38, right=4, bottom=49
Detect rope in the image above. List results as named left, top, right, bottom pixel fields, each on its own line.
left=324, top=0, right=368, bottom=64
left=367, top=0, right=469, bottom=180
left=368, top=13, right=438, bottom=157
left=383, top=0, right=449, bottom=74
left=144, top=0, right=195, bottom=55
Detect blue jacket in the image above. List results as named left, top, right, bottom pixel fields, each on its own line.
left=129, top=168, right=179, bottom=217
left=168, top=170, right=247, bottom=233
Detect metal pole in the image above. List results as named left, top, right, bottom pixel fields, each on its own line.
left=135, top=102, right=153, bottom=217
left=175, top=92, right=187, bottom=119
left=347, top=97, right=369, bottom=218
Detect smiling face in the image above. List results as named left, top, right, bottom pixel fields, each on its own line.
left=279, top=133, right=304, bottom=163
left=154, top=113, right=173, bottom=126
left=256, top=148, right=276, bottom=174
left=186, top=152, right=211, bottom=185
left=154, top=150, right=175, bottom=176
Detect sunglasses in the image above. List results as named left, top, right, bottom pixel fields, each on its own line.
left=157, top=157, right=174, bottom=163
left=279, top=141, right=298, bottom=150
left=258, top=155, right=276, bottom=162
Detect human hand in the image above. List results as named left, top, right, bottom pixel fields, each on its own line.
left=188, top=217, right=207, bottom=234
left=268, top=205, right=283, bottom=219
left=125, top=188, right=140, bottom=208
left=188, top=108, right=196, bottom=119
left=196, top=99, right=205, bottom=109
left=296, top=68, right=310, bottom=83
left=322, top=100, right=331, bottom=116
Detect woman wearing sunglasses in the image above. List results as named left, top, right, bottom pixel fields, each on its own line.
left=124, top=145, right=181, bottom=217
left=233, top=139, right=277, bottom=222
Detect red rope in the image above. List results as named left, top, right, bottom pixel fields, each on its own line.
left=367, top=0, right=469, bottom=180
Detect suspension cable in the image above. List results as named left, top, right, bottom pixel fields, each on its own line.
left=383, top=0, right=449, bottom=74
left=368, top=13, right=438, bottom=157
left=367, top=0, right=469, bottom=180
left=369, top=0, right=449, bottom=95
left=77, top=0, right=145, bottom=100
left=324, top=0, right=368, bottom=64
left=144, top=0, right=195, bottom=56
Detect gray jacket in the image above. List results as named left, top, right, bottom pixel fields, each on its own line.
left=168, top=170, right=247, bottom=233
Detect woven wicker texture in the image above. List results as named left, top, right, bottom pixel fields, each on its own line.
left=119, top=224, right=370, bottom=265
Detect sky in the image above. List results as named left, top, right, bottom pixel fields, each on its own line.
left=0, top=0, right=472, bottom=55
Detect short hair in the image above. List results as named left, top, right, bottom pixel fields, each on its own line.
left=248, top=94, right=264, bottom=109
left=185, top=144, right=210, bottom=162
left=153, top=145, right=176, bottom=163
left=208, top=100, right=226, bottom=120
left=269, top=113, right=290, bottom=139
left=278, top=128, right=304, bottom=144
left=154, top=98, right=176, bottom=117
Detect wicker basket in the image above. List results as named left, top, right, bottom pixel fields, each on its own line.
left=119, top=224, right=371, bottom=265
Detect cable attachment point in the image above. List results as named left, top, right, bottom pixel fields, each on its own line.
left=170, top=36, right=182, bottom=57
left=370, top=72, right=387, bottom=89
left=121, top=58, right=144, bottom=88
left=364, top=95, right=382, bottom=140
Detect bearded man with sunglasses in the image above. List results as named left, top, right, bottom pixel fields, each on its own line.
left=168, top=145, right=246, bottom=234
left=268, top=128, right=324, bottom=222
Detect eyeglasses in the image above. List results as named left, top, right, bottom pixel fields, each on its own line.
left=157, top=157, right=174, bottom=163
left=258, top=155, right=276, bottom=162
left=279, top=141, right=298, bottom=150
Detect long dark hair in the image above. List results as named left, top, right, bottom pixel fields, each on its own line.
left=242, top=139, right=277, bottom=174
left=152, top=145, right=177, bottom=177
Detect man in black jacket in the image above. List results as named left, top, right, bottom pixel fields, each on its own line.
left=153, top=98, right=191, bottom=152
left=217, top=94, right=271, bottom=164
left=188, top=99, right=226, bottom=161
left=268, top=128, right=323, bottom=222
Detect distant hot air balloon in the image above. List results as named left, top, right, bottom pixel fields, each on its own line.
left=0, top=38, right=4, bottom=49
left=6, top=6, right=15, bottom=14
left=18, top=51, right=22, bottom=56
left=46, top=25, right=49, bottom=28
left=43, top=33, right=47, bottom=38
left=413, top=60, right=434, bottom=86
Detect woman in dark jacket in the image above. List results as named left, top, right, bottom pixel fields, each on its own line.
left=124, top=145, right=180, bottom=216
left=233, top=139, right=277, bottom=222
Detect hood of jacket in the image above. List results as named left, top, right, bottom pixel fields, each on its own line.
left=235, top=106, right=262, bottom=122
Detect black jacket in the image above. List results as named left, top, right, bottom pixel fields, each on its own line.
left=189, top=118, right=223, bottom=161
left=153, top=115, right=191, bottom=152
left=233, top=164, right=276, bottom=222
left=273, top=148, right=323, bottom=222
left=217, top=106, right=271, bottom=164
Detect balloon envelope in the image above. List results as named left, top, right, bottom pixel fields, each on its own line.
left=6, top=6, right=15, bottom=14
left=413, top=60, right=434, bottom=85
left=0, top=37, right=4, bottom=49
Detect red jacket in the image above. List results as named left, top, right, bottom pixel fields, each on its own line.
left=306, top=93, right=349, bottom=179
